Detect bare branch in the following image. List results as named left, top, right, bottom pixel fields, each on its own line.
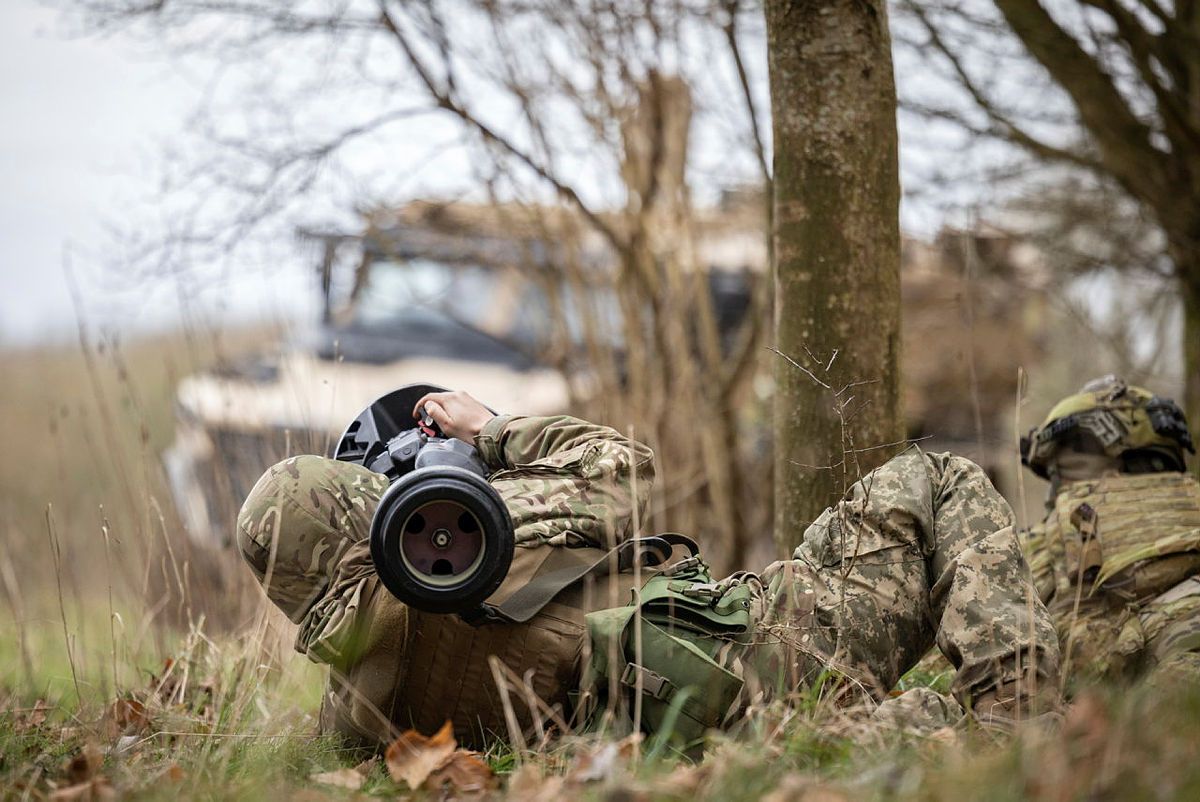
left=991, top=0, right=1170, bottom=202
left=376, top=0, right=627, bottom=252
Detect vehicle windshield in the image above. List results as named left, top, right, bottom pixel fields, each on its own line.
left=354, top=258, right=502, bottom=331
left=350, top=258, right=619, bottom=348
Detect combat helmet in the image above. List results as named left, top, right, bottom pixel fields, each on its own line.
left=1021, top=375, right=1194, bottom=481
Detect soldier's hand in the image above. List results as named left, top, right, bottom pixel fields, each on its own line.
left=414, top=390, right=495, bottom=443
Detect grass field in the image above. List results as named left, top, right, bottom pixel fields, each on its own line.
left=4, top=332, right=1200, bottom=800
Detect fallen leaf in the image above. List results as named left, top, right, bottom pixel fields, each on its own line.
left=426, top=751, right=497, bottom=797
left=567, top=734, right=642, bottom=785
left=310, top=767, right=365, bottom=790
left=507, top=764, right=566, bottom=802
left=149, top=658, right=180, bottom=704
left=27, top=699, right=50, bottom=728
left=102, top=698, right=150, bottom=738
left=49, top=777, right=116, bottom=802
left=10, top=699, right=52, bottom=732
left=65, top=744, right=103, bottom=785
left=385, top=720, right=457, bottom=789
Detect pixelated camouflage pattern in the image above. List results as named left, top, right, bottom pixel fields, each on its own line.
left=236, top=414, right=653, bottom=747
left=239, top=422, right=1059, bottom=746
left=583, top=449, right=1061, bottom=734
left=871, top=687, right=965, bottom=735
left=730, top=449, right=1060, bottom=719
left=1020, top=472, right=1200, bottom=684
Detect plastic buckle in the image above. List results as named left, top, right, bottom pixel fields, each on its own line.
left=661, top=556, right=702, bottom=577
left=620, top=662, right=673, bottom=701
left=681, top=581, right=722, bottom=599
left=459, top=604, right=503, bottom=626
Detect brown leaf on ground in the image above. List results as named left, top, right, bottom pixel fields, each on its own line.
left=762, top=773, right=850, bottom=802
left=10, top=699, right=52, bottom=732
left=49, top=777, right=116, bottom=802
left=27, top=699, right=51, bottom=728
left=64, top=744, right=103, bottom=785
left=567, top=734, right=642, bottom=785
left=385, top=720, right=457, bottom=789
left=648, top=763, right=708, bottom=795
left=426, top=751, right=498, bottom=797
left=310, top=768, right=365, bottom=790
left=102, top=698, right=151, bottom=738
left=506, top=764, right=565, bottom=802
left=149, top=657, right=180, bottom=704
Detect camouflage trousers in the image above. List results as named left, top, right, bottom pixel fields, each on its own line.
left=1055, top=575, right=1200, bottom=685
left=586, top=450, right=1062, bottom=737
left=737, top=450, right=1059, bottom=721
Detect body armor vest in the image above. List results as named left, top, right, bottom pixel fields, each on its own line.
left=1026, top=473, right=1200, bottom=605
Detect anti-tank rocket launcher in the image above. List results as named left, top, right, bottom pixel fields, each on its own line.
left=332, top=384, right=515, bottom=621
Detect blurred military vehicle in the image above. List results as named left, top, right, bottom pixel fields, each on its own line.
left=165, top=187, right=1057, bottom=552
left=164, top=199, right=758, bottom=548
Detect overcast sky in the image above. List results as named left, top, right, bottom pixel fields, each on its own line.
left=0, top=0, right=1003, bottom=348
left=0, top=1, right=313, bottom=346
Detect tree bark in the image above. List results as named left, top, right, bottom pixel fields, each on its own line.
left=1183, top=269, right=1200, bottom=478
left=766, top=0, right=904, bottom=554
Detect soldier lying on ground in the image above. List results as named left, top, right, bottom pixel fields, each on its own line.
left=1021, top=376, right=1199, bottom=684
left=237, top=389, right=1061, bottom=749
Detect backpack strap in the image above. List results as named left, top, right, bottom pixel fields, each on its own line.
left=473, top=534, right=701, bottom=624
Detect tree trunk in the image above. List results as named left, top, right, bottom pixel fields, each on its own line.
left=766, top=0, right=904, bottom=554
left=1183, top=271, right=1200, bottom=478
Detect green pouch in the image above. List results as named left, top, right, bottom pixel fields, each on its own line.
left=578, top=565, right=749, bottom=745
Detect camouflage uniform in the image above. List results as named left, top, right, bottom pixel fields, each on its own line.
left=581, top=449, right=1060, bottom=741
left=1019, top=377, right=1200, bottom=685
left=239, top=415, right=1059, bottom=749
left=238, top=414, right=654, bottom=747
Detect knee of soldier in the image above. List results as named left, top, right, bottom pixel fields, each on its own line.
left=933, top=452, right=1014, bottom=528
left=939, top=452, right=1000, bottom=494
left=236, top=454, right=386, bottom=622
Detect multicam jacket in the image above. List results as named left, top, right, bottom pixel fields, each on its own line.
left=236, top=414, right=655, bottom=748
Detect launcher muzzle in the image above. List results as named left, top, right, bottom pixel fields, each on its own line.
left=333, top=384, right=514, bottom=619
